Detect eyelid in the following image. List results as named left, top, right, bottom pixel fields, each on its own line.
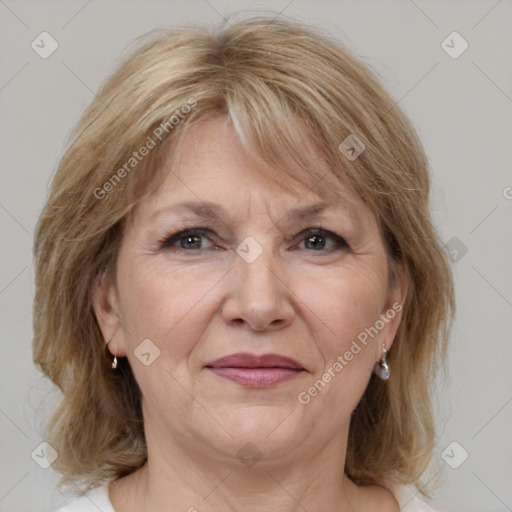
left=158, top=226, right=350, bottom=252
left=159, top=227, right=216, bottom=250
left=292, top=227, right=350, bottom=250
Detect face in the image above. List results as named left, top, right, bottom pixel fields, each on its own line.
left=94, top=116, right=405, bottom=468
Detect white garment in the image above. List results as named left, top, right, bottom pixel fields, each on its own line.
left=56, top=483, right=436, bottom=511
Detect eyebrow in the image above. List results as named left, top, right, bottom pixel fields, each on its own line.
left=150, top=200, right=359, bottom=224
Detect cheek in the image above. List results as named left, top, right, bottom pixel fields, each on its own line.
left=295, top=261, right=387, bottom=412
left=115, top=257, right=226, bottom=418
left=303, top=262, right=386, bottom=355
left=116, top=255, right=223, bottom=360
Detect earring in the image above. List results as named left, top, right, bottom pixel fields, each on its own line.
left=105, top=336, right=117, bottom=369
left=373, top=344, right=390, bottom=380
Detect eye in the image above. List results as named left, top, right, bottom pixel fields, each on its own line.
left=159, top=228, right=216, bottom=251
left=296, top=228, right=349, bottom=252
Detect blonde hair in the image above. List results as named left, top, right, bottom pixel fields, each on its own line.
left=33, top=15, right=454, bottom=496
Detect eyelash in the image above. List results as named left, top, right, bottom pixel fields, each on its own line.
left=158, top=227, right=350, bottom=254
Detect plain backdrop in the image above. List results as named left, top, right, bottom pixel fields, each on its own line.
left=1, top=1, right=511, bottom=511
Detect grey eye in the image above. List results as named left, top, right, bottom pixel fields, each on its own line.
left=180, top=234, right=203, bottom=249
left=304, top=234, right=327, bottom=250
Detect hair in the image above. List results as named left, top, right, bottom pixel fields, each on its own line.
left=33, top=14, right=454, bottom=497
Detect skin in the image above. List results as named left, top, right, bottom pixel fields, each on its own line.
left=93, top=116, right=407, bottom=512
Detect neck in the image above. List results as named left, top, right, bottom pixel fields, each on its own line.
left=111, top=426, right=360, bottom=511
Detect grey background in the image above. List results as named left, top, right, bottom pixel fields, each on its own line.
left=1, top=1, right=511, bottom=511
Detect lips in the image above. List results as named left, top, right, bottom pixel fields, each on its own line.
left=205, top=353, right=306, bottom=387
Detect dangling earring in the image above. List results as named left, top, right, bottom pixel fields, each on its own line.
left=105, top=336, right=117, bottom=370
left=373, top=344, right=390, bottom=380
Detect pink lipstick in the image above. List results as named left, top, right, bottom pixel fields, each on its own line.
left=205, top=353, right=305, bottom=387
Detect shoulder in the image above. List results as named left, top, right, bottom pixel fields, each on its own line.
left=55, top=485, right=115, bottom=512
left=393, top=485, right=437, bottom=511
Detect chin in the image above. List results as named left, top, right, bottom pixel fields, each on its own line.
left=204, top=406, right=308, bottom=465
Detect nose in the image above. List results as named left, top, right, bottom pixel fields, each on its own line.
left=221, top=246, right=295, bottom=332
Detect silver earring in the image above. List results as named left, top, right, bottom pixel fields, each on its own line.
left=373, top=344, right=390, bottom=380
left=105, top=336, right=117, bottom=369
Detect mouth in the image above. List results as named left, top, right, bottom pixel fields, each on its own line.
left=205, top=352, right=306, bottom=388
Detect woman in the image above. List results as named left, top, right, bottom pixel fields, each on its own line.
left=33, top=15, right=454, bottom=512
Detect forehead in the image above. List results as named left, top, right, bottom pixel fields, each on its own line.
left=131, top=116, right=374, bottom=227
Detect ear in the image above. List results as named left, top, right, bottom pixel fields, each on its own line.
left=92, top=270, right=127, bottom=357
left=379, top=261, right=408, bottom=354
